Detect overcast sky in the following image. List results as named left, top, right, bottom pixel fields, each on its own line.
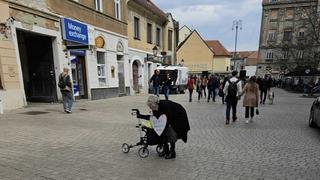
left=153, top=0, right=262, bottom=52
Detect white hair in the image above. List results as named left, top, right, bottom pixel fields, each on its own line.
left=146, top=95, right=159, bottom=110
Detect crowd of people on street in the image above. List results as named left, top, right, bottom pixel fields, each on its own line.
left=153, top=70, right=278, bottom=126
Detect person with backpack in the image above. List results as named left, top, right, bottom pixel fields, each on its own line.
left=58, top=67, right=73, bottom=113
left=223, top=71, right=242, bottom=125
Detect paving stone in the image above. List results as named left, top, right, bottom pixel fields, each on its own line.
left=0, top=89, right=319, bottom=179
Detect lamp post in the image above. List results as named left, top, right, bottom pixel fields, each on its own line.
left=232, top=20, right=242, bottom=71
left=152, top=46, right=158, bottom=59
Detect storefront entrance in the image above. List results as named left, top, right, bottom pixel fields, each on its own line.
left=70, top=51, right=88, bottom=99
left=17, top=30, right=57, bottom=102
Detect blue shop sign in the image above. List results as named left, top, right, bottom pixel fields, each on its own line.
left=61, top=18, right=89, bottom=45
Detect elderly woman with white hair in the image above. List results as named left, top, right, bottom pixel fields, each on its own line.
left=136, top=95, right=190, bottom=159
left=58, top=67, right=73, bottom=113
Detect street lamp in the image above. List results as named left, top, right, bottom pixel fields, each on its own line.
left=146, top=46, right=159, bottom=62
left=152, top=46, right=158, bottom=57
left=232, top=20, right=242, bottom=71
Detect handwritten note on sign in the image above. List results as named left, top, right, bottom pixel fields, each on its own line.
left=150, top=114, right=167, bottom=136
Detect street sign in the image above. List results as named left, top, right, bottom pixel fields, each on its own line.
left=61, top=18, right=89, bottom=45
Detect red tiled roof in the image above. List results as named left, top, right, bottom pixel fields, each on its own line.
left=131, top=0, right=167, bottom=20
left=230, top=51, right=259, bottom=65
left=205, top=40, right=230, bottom=56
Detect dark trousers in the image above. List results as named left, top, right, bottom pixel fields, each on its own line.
left=207, top=89, right=216, bottom=102
left=245, top=106, right=255, bottom=118
left=188, top=89, right=193, bottom=102
left=163, top=86, right=170, bottom=100
left=260, top=90, right=267, bottom=103
left=198, top=91, right=202, bottom=100
left=222, top=95, right=225, bottom=104
left=226, top=98, right=238, bottom=121
left=201, top=85, right=206, bottom=97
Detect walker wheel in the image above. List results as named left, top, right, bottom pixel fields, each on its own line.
left=122, top=143, right=130, bottom=153
left=156, top=144, right=164, bottom=154
left=138, top=147, right=149, bottom=158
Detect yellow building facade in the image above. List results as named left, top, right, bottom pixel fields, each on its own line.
left=177, top=31, right=214, bottom=73
left=206, top=40, right=231, bottom=74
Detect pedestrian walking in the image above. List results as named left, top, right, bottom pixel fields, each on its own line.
left=258, top=75, right=269, bottom=104
left=136, top=95, right=190, bottom=159
left=241, top=76, right=259, bottom=124
left=196, top=76, right=202, bottom=102
left=187, top=75, right=195, bottom=102
left=150, top=70, right=162, bottom=97
left=201, top=76, right=208, bottom=98
left=223, top=71, right=242, bottom=125
left=163, top=73, right=172, bottom=100
left=58, top=67, right=73, bottom=113
left=219, top=76, right=228, bottom=104
left=207, top=74, right=219, bottom=102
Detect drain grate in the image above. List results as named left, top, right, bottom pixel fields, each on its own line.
left=20, top=111, right=50, bottom=115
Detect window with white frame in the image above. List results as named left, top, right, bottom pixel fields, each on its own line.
left=283, top=49, right=289, bottom=59
left=297, top=50, right=304, bottom=59
left=266, top=49, right=274, bottom=60
left=97, top=51, right=107, bottom=86
left=95, top=0, right=103, bottom=12
left=268, top=30, right=276, bottom=41
left=115, top=0, right=121, bottom=20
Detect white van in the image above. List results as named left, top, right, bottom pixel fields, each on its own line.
left=155, top=66, right=189, bottom=93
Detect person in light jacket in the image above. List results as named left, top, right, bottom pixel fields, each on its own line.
left=241, top=76, right=259, bottom=124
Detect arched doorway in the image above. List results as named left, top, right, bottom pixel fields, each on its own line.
left=132, top=61, right=139, bottom=92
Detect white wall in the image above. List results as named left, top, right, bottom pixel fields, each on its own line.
left=86, top=27, right=129, bottom=94
left=245, top=66, right=257, bottom=77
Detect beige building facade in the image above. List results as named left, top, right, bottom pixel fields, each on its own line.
left=127, top=0, right=178, bottom=93
left=177, top=30, right=214, bottom=74
left=205, top=40, right=231, bottom=74
left=0, top=0, right=130, bottom=112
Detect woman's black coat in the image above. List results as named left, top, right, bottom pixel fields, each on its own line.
left=138, top=100, right=190, bottom=143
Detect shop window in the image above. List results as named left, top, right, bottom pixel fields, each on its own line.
left=115, top=0, right=121, bottom=20
left=111, top=66, right=115, bottom=78
left=97, top=51, right=107, bottom=86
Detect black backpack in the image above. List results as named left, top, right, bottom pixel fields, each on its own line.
left=58, top=74, right=67, bottom=89
left=227, top=79, right=240, bottom=98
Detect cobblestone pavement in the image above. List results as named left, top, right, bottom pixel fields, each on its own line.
left=0, top=88, right=320, bottom=180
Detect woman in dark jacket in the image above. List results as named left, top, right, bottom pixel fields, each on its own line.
left=136, top=95, right=190, bottom=159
